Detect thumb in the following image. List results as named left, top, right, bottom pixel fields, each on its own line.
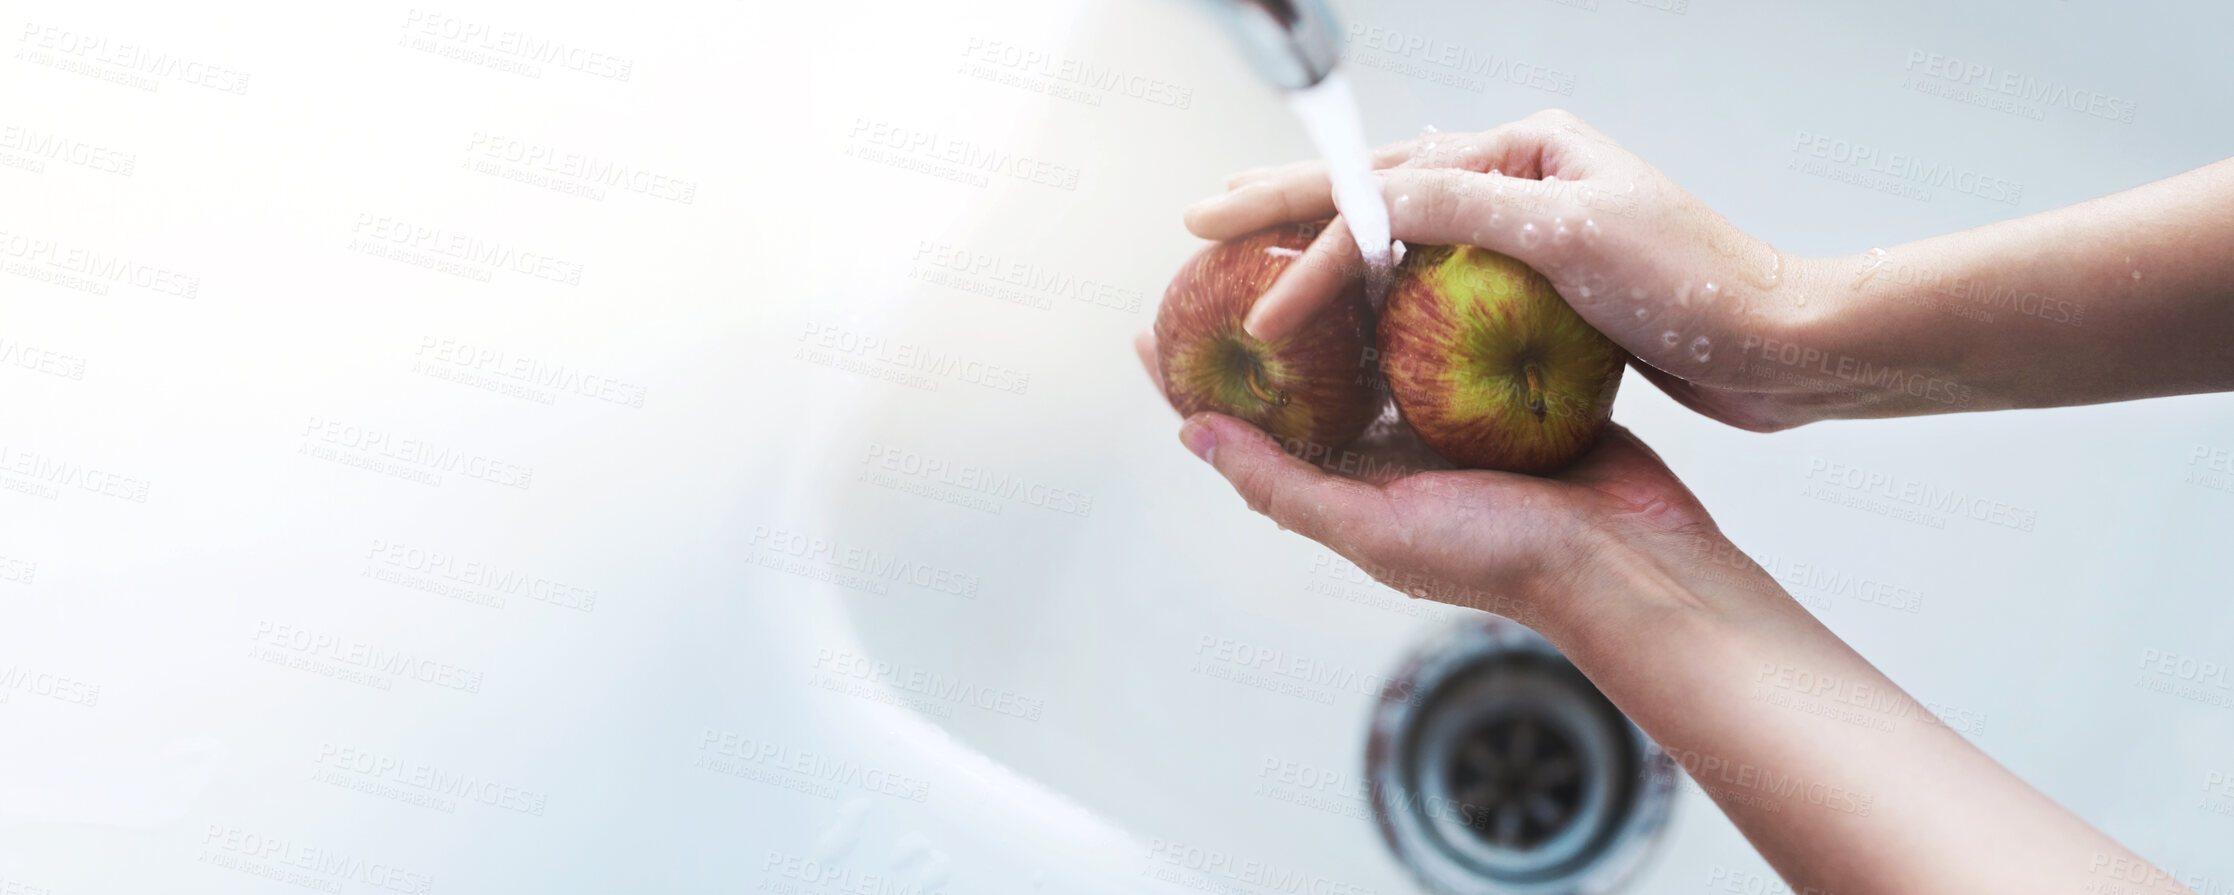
left=1177, top=413, right=1393, bottom=551
left=1380, top=167, right=1596, bottom=273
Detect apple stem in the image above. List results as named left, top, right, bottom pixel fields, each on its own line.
left=1523, top=360, right=1547, bottom=419
left=1243, top=360, right=1290, bottom=407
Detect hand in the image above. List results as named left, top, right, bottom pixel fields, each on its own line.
left=1183, top=109, right=1845, bottom=432
left=1162, top=414, right=2184, bottom=895
left=1167, top=409, right=1716, bottom=627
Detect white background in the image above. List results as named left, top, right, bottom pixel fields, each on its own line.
left=2, top=0, right=2231, bottom=893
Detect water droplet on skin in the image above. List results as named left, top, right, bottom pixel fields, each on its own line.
left=1763, top=253, right=1784, bottom=287
left=2131, top=269, right=2143, bottom=280
left=1577, top=285, right=1592, bottom=298
left=1581, top=219, right=1601, bottom=244
left=1543, top=174, right=1560, bottom=185
left=1420, top=124, right=1441, bottom=136
left=1852, top=247, right=1889, bottom=289
left=1395, top=194, right=1411, bottom=208
left=1674, top=282, right=1692, bottom=306
left=1700, top=281, right=1720, bottom=303
left=1486, top=211, right=1503, bottom=228
left=1688, top=336, right=1712, bottom=362
left=1470, top=231, right=1481, bottom=243
left=1634, top=307, right=1650, bottom=320
left=1795, top=293, right=1809, bottom=307
left=1489, top=167, right=1502, bottom=177
left=1661, top=330, right=1680, bottom=348
left=1422, top=141, right=1438, bottom=153
left=1552, top=218, right=1572, bottom=246
left=1518, top=223, right=1542, bottom=249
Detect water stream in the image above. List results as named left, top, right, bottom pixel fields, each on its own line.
left=1284, top=69, right=1397, bottom=297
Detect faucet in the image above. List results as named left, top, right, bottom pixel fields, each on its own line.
left=1193, top=0, right=1344, bottom=90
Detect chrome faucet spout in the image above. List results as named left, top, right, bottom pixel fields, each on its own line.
left=1192, top=0, right=1343, bottom=91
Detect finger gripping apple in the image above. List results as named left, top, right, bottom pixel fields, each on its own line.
left=1153, top=222, right=1382, bottom=448
left=1380, top=245, right=1626, bottom=474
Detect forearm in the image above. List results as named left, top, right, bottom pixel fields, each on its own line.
left=1795, top=157, right=2234, bottom=419
left=1533, top=531, right=2184, bottom=895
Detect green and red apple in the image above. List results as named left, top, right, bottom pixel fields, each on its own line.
left=1152, top=227, right=1622, bottom=475
left=1153, top=222, right=1381, bottom=449
left=1379, top=245, right=1625, bottom=474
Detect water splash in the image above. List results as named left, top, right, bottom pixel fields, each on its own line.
left=1286, top=70, right=1392, bottom=293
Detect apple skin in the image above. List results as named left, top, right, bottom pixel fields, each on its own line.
left=1154, top=222, right=1381, bottom=449
left=1379, top=244, right=1625, bottom=474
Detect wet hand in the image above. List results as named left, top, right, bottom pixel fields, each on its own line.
left=1168, top=409, right=1717, bottom=623
left=1184, top=109, right=1843, bottom=432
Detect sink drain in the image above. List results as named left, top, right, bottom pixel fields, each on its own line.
left=1367, top=619, right=1674, bottom=895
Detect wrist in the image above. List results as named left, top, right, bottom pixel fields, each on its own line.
left=1754, top=252, right=1986, bottom=419
left=1525, top=523, right=1789, bottom=658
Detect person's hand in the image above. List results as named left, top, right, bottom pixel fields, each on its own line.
left=1167, top=409, right=1718, bottom=627
left=1182, top=109, right=1846, bottom=432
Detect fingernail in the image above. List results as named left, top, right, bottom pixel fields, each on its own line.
left=1179, top=419, right=1218, bottom=464
left=1241, top=306, right=1273, bottom=342
left=1185, top=192, right=1229, bottom=217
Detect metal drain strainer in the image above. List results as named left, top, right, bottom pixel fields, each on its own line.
left=1367, top=618, right=1674, bottom=895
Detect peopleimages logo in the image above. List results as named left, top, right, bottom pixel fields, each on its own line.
left=1902, top=50, right=2136, bottom=124
left=1803, top=456, right=2037, bottom=532
left=1144, top=839, right=1375, bottom=895
left=957, top=37, right=1194, bottom=109
left=1341, top=23, right=1576, bottom=96
left=810, top=648, right=1043, bottom=721
left=1193, top=634, right=1426, bottom=706
left=315, top=743, right=547, bottom=816
left=1789, top=129, right=2024, bottom=205
left=17, top=22, right=253, bottom=94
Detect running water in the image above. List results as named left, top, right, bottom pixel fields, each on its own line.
left=1284, top=69, right=1396, bottom=300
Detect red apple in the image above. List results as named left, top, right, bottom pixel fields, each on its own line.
left=1379, top=245, right=1624, bottom=474
left=1154, top=222, right=1381, bottom=449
